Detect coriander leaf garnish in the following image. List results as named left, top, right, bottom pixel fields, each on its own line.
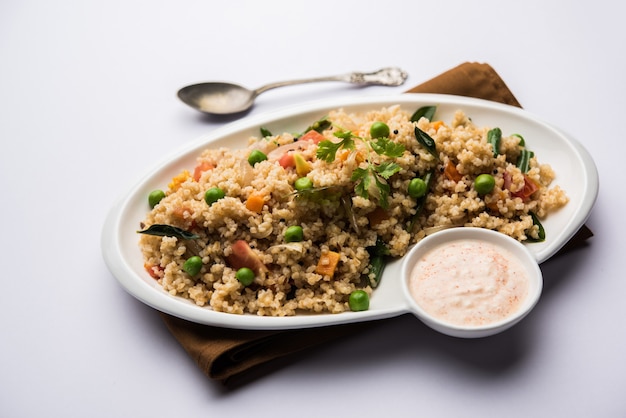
left=374, top=176, right=392, bottom=209
left=290, top=186, right=342, bottom=202
left=351, top=167, right=371, bottom=198
left=316, top=130, right=356, bottom=162
left=350, top=162, right=400, bottom=209
left=316, top=140, right=342, bottom=162
left=371, top=137, right=405, bottom=158
left=375, top=161, right=402, bottom=179
left=334, top=130, right=355, bottom=140
left=313, top=124, right=405, bottom=209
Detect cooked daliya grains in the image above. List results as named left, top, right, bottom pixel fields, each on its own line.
left=139, top=106, right=568, bottom=316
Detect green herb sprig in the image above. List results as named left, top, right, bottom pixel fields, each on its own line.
left=316, top=130, right=404, bottom=209
left=316, top=130, right=356, bottom=162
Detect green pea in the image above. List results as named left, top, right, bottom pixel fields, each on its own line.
left=148, top=189, right=165, bottom=208
left=349, top=290, right=370, bottom=312
left=294, top=177, right=313, bottom=191
left=370, top=121, right=390, bottom=138
left=248, top=149, right=268, bottom=166
left=408, top=178, right=427, bottom=199
left=235, top=267, right=255, bottom=286
left=474, top=173, right=496, bottom=195
left=183, top=256, right=202, bottom=276
left=284, top=225, right=304, bottom=242
left=204, top=187, right=225, bottom=205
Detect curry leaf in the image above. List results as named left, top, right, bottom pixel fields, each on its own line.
left=410, top=105, right=437, bottom=122
left=414, top=127, right=439, bottom=160
left=137, top=224, right=199, bottom=240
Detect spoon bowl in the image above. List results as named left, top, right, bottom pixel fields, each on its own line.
left=177, top=67, right=408, bottom=116
left=178, top=82, right=257, bottom=115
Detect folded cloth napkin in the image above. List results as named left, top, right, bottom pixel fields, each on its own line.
left=160, top=62, right=593, bottom=383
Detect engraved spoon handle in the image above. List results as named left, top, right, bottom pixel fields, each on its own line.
left=254, top=67, right=408, bottom=95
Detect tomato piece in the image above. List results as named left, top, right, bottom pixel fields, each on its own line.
left=144, top=263, right=163, bottom=279
left=193, top=161, right=215, bottom=181
left=278, top=152, right=295, bottom=169
left=226, top=240, right=267, bottom=274
left=300, top=130, right=325, bottom=144
left=512, top=174, right=539, bottom=200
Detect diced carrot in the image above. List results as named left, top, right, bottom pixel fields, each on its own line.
left=431, top=120, right=444, bottom=131
left=168, top=170, right=191, bottom=191
left=315, top=251, right=340, bottom=277
left=367, top=207, right=390, bottom=227
left=337, top=149, right=351, bottom=162
left=172, top=203, right=192, bottom=219
left=193, top=161, right=215, bottom=181
left=300, top=130, right=325, bottom=144
left=337, top=149, right=365, bottom=163
left=444, top=160, right=463, bottom=182
left=245, top=192, right=265, bottom=213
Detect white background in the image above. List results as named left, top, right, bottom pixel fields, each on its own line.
left=1, top=1, right=624, bottom=417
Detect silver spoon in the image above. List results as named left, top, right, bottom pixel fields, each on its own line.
left=177, top=67, right=408, bottom=115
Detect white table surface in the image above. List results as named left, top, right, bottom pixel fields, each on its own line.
left=2, top=1, right=624, bottom=417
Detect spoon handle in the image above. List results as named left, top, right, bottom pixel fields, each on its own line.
left=254, top=67, right=408, bottom=95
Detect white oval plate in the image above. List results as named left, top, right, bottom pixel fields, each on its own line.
left=101, top=94, right=598, bottom=330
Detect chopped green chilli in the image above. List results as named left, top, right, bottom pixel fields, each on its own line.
left=487, top=127, right=502, bottom=157
left=304, top=117, right=331, bottom=134
left=517, top=149, right=535, bottom=173
left=260, top=127, right=272, bottom=137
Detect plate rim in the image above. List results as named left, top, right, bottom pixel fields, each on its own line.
left=101, top=93, right=599, bottom=330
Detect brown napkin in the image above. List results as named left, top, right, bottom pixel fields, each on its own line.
left=160, top=62, right=593, bottom=383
